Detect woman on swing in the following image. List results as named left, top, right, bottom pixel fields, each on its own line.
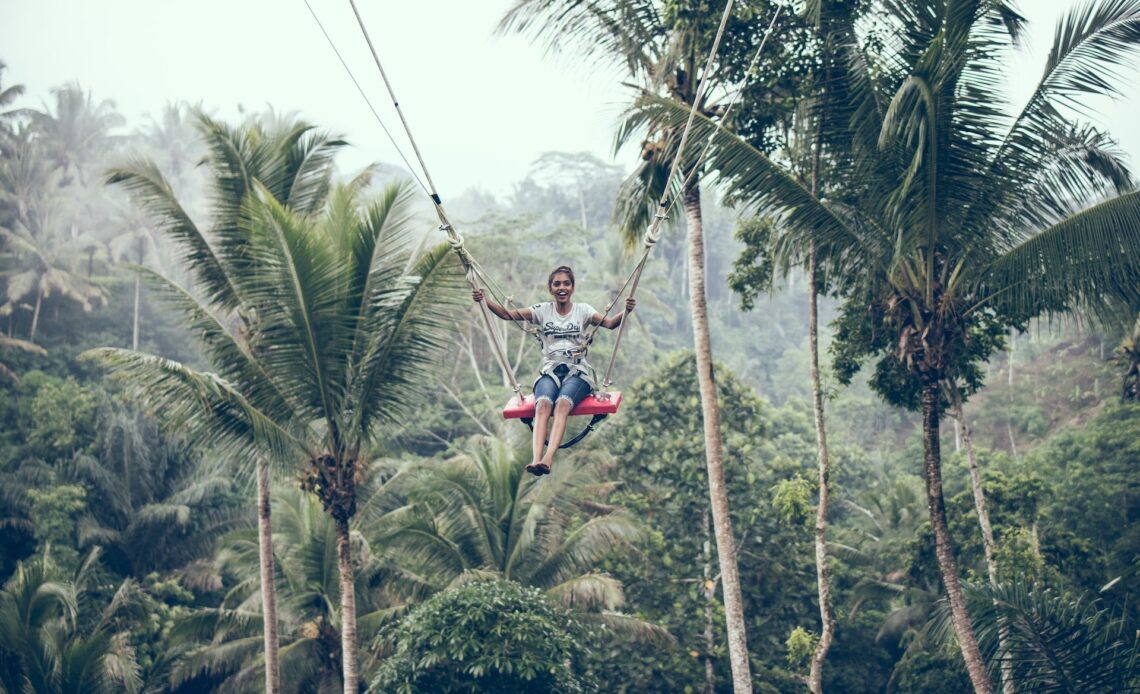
left=472, top=265, right=635, bottom=476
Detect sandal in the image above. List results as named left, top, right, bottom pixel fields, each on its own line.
left=532, top=462, right=551, bottom=476
left=525, top=462, right=541, bottom=476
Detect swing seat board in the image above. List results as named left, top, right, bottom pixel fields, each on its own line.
left=502, top=392, right=622, bottom=419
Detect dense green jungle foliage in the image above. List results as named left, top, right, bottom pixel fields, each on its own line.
left=2, top=2, right=1140, bottom=689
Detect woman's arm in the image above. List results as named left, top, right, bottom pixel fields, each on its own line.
left=593, top=297, right=636, bottom=329
left=472, top=288, right=533, bottom=322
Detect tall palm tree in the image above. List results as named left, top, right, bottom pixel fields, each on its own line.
left=498, top=4, right=789, bottom=688
left=628, top=2, right=1140, bottom=691
left=106, top=199, right=160, bottom=350
left=29, top=83, right=124, bottom=187
left=102, top=113, right=348, bottom=693
left=0, top=217, right=106, bottom=340
left=85, top=180, right=460, bottom=693
left=0, top=129, right=107, bottom=339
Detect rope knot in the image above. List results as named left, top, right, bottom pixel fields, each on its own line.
left=441, top=226, right=476, bottom=271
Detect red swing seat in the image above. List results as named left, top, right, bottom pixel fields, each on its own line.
left=502, top=391, right=622, bottom=419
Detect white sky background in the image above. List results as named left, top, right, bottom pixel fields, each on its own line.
left=2, top=0, right=1139, bottom=197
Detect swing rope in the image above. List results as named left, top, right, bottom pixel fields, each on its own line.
left=302, top=0, right=429, bottom=196
left=344, top=0, right=524, bottom=399
left=586, top=0, right=772, bottom=395
left=315, top=0, right=780, bottom=401
left=585, top=3, right=784, bottom=395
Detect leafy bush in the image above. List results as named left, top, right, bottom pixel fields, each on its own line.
left=371, top=579, right=591, bottom=693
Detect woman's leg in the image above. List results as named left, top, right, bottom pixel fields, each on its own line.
left=543, top=398, right=575, bottom=461
left=539, top=376, right=591, bottom=469
left=532, top=398, right=553, bottom=465
left=530, top=376, right=558, bottom=471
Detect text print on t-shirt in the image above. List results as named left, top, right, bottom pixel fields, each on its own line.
left=542, top=320, right=582, bottom=339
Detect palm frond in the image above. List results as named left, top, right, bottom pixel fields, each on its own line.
left=497, top=0, right=662, bottom=78
left=105, top=160, right=242, bottom=312
left=975, top=0, right=1140, bottom=231
left=928, top=580, right=1140, bottom=692
left=545, top=572, right=625, bottom=611
left=129, top=265, right=299, bottom=427
left=0, top=335, right=46, bottom=355
left=577, top=611, right=675, bottom=646
left=999, top=124, right=1135, bottom=233
left=80, top=348, right=307, bottom=465
left=281, top=126, right=347, bottom=215
left=239, top=188, right=345, bottom=433
left=351, top=241, right=463, bottom=438
left=981, top=190, right=1140, bottom=321
left=1041, top=0, right=1140, bottom=105
left=169, top=636, right=262, bottom=689
left=624, top=92, right=887, bottom=279
left=526, top=513, right=641, bottom=589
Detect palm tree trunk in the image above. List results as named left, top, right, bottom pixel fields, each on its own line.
left=683, top=178, right=752, bottom=693
left=132, top=271, right=141, bottom=351
left=952, top=388, right=1014, bottom=694
left=256, top=459, right=281, bottom=694
left=29, top=286, right=43, bottom=341
left=921, top=384, right=992, bottom=694
left=335, top=517, right=359, bottom=694
left=954, top=395, right=998, bottom=587
left=807, top=246, right=834, bottom=694
left=702, top=508, right=717, bottom=694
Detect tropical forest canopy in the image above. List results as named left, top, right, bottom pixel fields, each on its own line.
left=1, top=1, right=1139, bottom=693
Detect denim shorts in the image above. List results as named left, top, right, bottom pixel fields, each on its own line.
left=533, top=364, right=592, bottom=409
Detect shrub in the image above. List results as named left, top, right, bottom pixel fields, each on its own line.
left=372, top=579, right=591, bottom=693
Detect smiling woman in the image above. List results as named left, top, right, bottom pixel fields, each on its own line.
left=474, top=265, right=635, bottom=474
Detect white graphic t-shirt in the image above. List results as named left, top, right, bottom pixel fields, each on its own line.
left=528, top=301, right=598, bottom=388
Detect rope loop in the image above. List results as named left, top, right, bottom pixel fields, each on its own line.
left=643, top=224, right=664, bottom=247
left=441, top=225, right=476, bottom=268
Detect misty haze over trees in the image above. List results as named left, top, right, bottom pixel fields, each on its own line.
left=2, top=1, right=1140, bottom=692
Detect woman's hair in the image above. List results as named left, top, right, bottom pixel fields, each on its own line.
left=547, top=265, right=575, bottom=287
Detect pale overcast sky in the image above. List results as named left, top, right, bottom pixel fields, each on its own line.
left=2, top=0, right=1138, bottom=196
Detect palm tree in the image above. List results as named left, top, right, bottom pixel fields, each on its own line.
left=0, top=550, right=144, bottom=694
left=498, top=4, right=790, bottom=688
left=72, top=408, right=247, bottom=580
left=86, top=179, right=460, bottom=693
left=172, top=486, right=405, bottom=692
left=102, top=112, right=348, bottom=693
left=369, top=437, right=643, bottom=617
left=106, top=199, right=160, bottom=350
left=628, top=2, right=1140, bottom=691
left=0, top=217, right=106, bottom=340
left=29, top=83, right=124, bottom=186
left=0, top=129, right=106, bottom=339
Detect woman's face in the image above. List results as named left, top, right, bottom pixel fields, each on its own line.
left=548, top=272, right=575, bottom=305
